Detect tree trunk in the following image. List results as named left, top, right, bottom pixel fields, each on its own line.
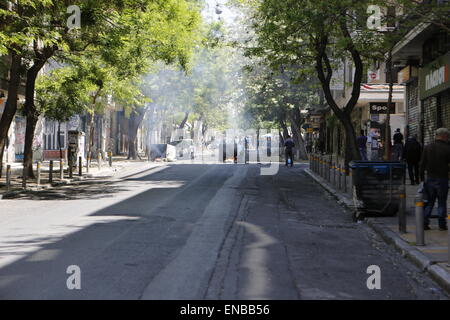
left=190, top=122, right=195, bottom=140
left=127, top=107, right=147, bottom=160
left=87, top=113, right=95, bottom=164
left=179, top=112, right=189, bottom=129
left=290, top=123, right=307, bottom=160
left=314, top=24, right=363, bottom=168
left=342, top=117, right=360, bottom=172
left=23, top=63, right=44, bottom=179
left=279, top=131, right=285, bottom=146
left=289, top=109, right=308, bottom=160
left=58, top=121, right=63, bottom=160
left=22, top=43, right=57, bottom=179
left=0, top=51, right=22, bottom=177
left=202, top=122, right=208, bottom=138
left=23, top=112, right=39, bottom=179
left=280, top=121, right=289, bottom=140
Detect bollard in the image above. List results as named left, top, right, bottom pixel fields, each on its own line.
left=328, top=159, right=331, bottom=182
left=328, top=160, right=331, bottom=182
left=22, top=165, right=27, bottom=189
left=79, top=157, right=82, bottom=177
left=343, top=168, right=347, bottom=193
left=37, top=161, right=41, bottom=186
left=69, top=157, right=73, bottom=179
left=86, top=156, right=90, bottom=173
left=319, top=156, right=322, bottom=177
left=60, top=160, right=64, bottom=180
left=109, top=152, right=112, bottom=167
left=333, top=163, right=336, bottom=186
left=321, top=156, right=324, bottom=178
left=326, top=158, right=329, bottom=182
left=415, top=194, right=425, bottom=246
left=398, top=184, right=407, bottom=234
left=447, top=214, right=450, bottom=267
left=338, top=165, right=342, bottom=190
left=49, top=160, right=53, bottom=184
left=6, top=164, right=11, bottom=192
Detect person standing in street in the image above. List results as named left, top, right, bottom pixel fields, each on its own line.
left=403, top=135, right=422, bottom=185
left=368, top=129, right=380, bottom=160
left=392, top=128, right=404, bottom=161
left=420, top=128, right=450, bottom=231
left=356, top=130, right=368, bottom=160
left=284, top=135, right=295, bottom=167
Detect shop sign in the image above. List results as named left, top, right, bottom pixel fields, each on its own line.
left=368, top=69, right=380, bottom=82
left=369, top=102, right=396, bottom=114
left=419, top=52, right=450, bottom=99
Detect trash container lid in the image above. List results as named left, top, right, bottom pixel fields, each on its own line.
left=349, top=161, right=406, bottom=169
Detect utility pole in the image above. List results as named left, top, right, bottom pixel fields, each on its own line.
left=385, top=49, right=394, bottom=161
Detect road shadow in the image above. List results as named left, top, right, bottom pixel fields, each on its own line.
left=0, top=163, right=235, bottom=299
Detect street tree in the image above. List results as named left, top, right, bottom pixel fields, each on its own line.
left=0, top=0, right=202, bottom=177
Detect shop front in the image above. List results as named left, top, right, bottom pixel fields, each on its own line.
left=419, top=51, right=450, bottom=145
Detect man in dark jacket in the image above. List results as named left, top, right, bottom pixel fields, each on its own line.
left=403, top=135, right=422, bottom=185
left=284, top=135, right=295, bottom=167
left=356, top=130, right=368, bottom=160
left=420, top=128, right=450, bottom=231
left=392, top=128, right=404, bottom=161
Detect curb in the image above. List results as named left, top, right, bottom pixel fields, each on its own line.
left=304, top=168, right=354, bottom=209
left=304, top=167, right=450, bottom=295
left=0, top=161, right=159, bottom=200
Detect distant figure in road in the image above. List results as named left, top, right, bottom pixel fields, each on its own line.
left=356, top=130, right=368, bottom=160
left=403, top=135, right=422, bottom=185
left=420, top=128, right=450, bottom=231
left=284, top=135, right=295, bottom=167
left=244, top=136, right=249, bottom=164
left=392, top=128, right=404, bottom=161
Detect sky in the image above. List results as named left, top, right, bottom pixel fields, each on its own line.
left=203, top=0, right=238, bottom=24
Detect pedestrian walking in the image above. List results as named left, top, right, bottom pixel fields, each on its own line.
left=284, top=135, right=295, bottom=167
left=392, top=128, right=404, bottom=161
left=356, top=130, right=368, bottom=160
left=403, top=135, right=422, bottom=185
left=419, top=128, right=450, bottom=231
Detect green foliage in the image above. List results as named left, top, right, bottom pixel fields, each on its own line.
left=24, top=0, right=203, bottom=123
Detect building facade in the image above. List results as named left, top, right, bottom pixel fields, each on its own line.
left=392, top=22, right=450, bottom=146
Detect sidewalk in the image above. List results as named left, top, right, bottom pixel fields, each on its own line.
left=304, top=165, right=450, bottom=294
left=0, top=156, right=164, bottom=200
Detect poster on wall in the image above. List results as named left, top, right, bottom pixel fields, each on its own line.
left=14, top=116, right=26, bottom=161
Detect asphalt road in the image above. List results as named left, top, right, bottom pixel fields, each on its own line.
left=0, top=162, right=448, bottom=299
